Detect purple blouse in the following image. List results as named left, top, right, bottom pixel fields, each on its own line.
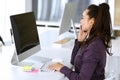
left=60, top=37, right=106, bottom=80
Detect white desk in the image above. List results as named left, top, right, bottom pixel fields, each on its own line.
left=0, top=44, right=73, bottom=80
left=1, top=27, right=120, bottom=80
left=0, top=64, right=65, bottom=80
left=0, top=27, right=74, bottom=80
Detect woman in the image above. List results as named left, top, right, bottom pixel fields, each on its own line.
left=49, top=3, right=112, bottom=80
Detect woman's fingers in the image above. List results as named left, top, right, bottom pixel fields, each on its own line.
left=48, top=63, right=64, bottom=71
left=78, top=25, right=88, bottom=42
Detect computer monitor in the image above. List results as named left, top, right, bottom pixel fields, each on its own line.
left=59, top=2, right=76, bottom=36
left=70, top=19, right=78, bottom=39
left=10, top=12, right=41, bottom=66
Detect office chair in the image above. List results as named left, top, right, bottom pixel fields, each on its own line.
left=104, top=72, right=116, bottom=80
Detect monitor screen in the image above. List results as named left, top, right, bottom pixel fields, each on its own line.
left=10, top=12, right=40, bottom=65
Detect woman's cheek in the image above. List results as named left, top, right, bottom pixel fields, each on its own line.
left=81, top=25, right=88, bottom=31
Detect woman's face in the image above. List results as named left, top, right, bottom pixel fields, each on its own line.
left=80, top=9, right=94, bottom=33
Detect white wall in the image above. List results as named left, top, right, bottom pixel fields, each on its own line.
left=0, top=0, right=26, bottom=43
left=108, top=0, right=115, bottom=28
left=0, top=0, right=6, bottom=39
left=25, top=0, right=32, bottom=12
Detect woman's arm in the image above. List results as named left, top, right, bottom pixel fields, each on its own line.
left=70, top=39, right=81, bottom=65
left=60, top=40, right=103, bottom=80
left=49, top=38, right=105, bottom=80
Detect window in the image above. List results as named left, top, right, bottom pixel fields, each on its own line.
left=33, top=0, right=68, bottom=22
left=32, top=0, right=107, bottom=25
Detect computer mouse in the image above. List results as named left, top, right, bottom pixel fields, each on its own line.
left=51, top=58, right=63, bottom=63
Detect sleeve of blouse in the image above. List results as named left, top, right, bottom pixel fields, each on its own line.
left=70, top=39, right=81, bottom=65
left=60, top=41, right=101, bottom=80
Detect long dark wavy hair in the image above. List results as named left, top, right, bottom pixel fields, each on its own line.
left=84, top=3, right=112, bottom=55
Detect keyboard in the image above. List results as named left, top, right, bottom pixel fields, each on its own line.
left=40, top=61, right=55, bottom=72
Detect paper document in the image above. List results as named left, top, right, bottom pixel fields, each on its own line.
left=54, top=38, right=71, bottom=44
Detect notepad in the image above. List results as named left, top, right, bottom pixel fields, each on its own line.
left=23, top=66, right=34, bottom=71
left=54, top=38, right=71, bottom=44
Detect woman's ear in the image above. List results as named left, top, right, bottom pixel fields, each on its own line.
left=89, top=18, right=95, bottom=26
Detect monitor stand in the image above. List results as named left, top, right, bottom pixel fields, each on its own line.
left=71, top=19, right=78, bottom=39
left=11, top=51, right=33, bottom=66
left=11, top=49, right=52, bottom=67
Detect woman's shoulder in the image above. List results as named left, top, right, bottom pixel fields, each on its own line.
left=85, top=37, right=106, bottom=60
left=90, top=37, right=103, bottom=45
left=88, top=37, right=105, bottom=50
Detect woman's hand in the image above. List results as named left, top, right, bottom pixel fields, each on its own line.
left=48, top=62, right=64, bottom=72
left=78, top=25, right=88, bottom=42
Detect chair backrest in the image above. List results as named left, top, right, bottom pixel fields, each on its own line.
left=104, top=77, right=115, bottom=80
left=104, top=72, right=116, bottom=80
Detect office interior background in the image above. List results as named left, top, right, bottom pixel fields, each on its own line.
left=1, top=0, right=119, bottom=44
left=0, top=0, right=120, bottom=80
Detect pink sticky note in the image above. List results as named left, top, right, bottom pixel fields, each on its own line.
left=26, top=69, right=39, bottom=73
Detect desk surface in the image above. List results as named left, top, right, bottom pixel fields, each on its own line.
left=0, top=65, right=65, bottom=80
left=0, top=28, right=74, bottom=80
left=0, top=28, right=120, bottom=80
left=0, top=44, right=72, bottom=80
